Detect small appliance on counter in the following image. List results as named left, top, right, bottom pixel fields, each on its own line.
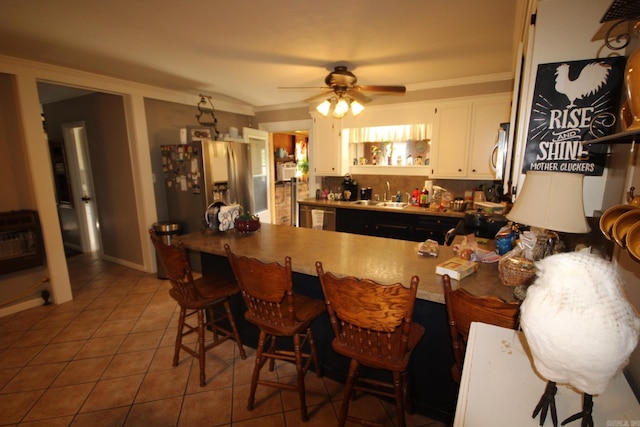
left=464, top=210, right=508, bottom=239
left=342, top=174, right=358, bottom=201
left=277, top=162, right=297, bottom=182
left=359, top=187, right=372, bottom=200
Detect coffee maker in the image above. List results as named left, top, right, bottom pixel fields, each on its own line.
left=342, top=174, right=358, bottom=201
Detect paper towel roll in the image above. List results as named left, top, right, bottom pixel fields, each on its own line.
left=424, top=180, right=433, bottom=202
left=179, top=128, right=187, bottom=144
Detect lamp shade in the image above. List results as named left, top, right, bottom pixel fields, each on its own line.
left=506, top=171, right=590, bottom=234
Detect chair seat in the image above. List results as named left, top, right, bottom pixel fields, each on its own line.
left=331, top=323, right=425, bottom=371
left=169, top=276, right=239, bottom=310
left=244, top=294, right=326, bottom=336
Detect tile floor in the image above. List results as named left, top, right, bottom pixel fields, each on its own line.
left=0, top=252, right=448, bottom=426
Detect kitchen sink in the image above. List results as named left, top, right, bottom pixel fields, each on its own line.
left=376, top=202, right=410, bottom=209
left=351, top=200, right=379, bottom=206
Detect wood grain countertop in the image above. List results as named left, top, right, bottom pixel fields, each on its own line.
left=179, top=223, right=517, bottom=304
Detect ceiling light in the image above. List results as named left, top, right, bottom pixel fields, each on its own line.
left=316, top=96, right=364, bottom=118
left=316, top=99, right=331, bottom=116
left=333, top=98, right=349, bottom=118
left=350, top=100, right=364, bottom=116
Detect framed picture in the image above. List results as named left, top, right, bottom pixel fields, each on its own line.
left=187, top=126, right=215, bottom=143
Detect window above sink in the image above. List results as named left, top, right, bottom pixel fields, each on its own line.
left=344, top=124, right=432, bottom=175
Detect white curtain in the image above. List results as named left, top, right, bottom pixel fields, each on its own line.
left=345, top=124, right=427, bottom=143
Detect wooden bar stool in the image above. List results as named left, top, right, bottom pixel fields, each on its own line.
left=225, top=244, right=326, bottom=421
left=315, top=262, right=425, bottom=427
left=149, top=229, right=246, bottom=387
left=442, top=273, right=520, bottom=383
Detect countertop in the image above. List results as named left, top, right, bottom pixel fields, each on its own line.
left=179, top=223, right=516, bottom=304
left=298, top=197, right=466, bottom=218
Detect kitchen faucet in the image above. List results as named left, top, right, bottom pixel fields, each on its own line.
left=384, top=181, right=390, bottom=201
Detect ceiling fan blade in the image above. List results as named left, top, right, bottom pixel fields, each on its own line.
left=358, top=85, right=406, bottom=94
left=346, top=89, right=372, bottom=104
left=304, top=90, right=334, bottom=103
left=278, top=86, right=329, bottom=90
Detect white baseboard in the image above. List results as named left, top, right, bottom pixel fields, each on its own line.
left=0, top=297, right=44, bottom=318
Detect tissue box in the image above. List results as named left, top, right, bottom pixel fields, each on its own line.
left=435, top=257, right=478, bottom=281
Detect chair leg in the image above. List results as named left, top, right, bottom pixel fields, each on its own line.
left=196, top=309, right=207, bottom=387
left=173, top=307, right=187, bottom=367
left=307, top=327, right=322, bottom=378
left=339, top=359, right=360, bottom=427
left=403, top=370, right=413, bottom=415
left=223, top=300, right=246, bottom=359
left=393, top=370, right=406, bottom=427
left=248, top=329, right=267, bottom=410
left=293, top=333, right=309, bottom=421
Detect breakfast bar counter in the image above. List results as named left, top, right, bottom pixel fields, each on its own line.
left=179, top=223, right=515, bottom=304
left=179, top=223, right=518, bottom=423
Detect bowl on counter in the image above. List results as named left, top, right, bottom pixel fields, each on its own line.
left=235, top=214, right=261, bottom=233
left=450, top=199, right=467, bottom=212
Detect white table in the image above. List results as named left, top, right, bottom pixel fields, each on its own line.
left=454, top=322, right=640, bottom=426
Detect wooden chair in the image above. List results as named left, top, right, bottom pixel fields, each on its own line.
left=442, top=274, right=520, bottom=383
left=149, top=229, right=246, bottom=387
left=315, top=262, right=425, bottom=427
left=224, top=244, right=325, bottom=422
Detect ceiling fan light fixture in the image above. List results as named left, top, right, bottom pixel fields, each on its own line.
left=316, top=99, right=332, bottom=116
left=333, top=97, right=350, bottom=118
left=350, top=100, right=364, bottom=116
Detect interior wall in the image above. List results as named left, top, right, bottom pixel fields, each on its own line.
left=144, top=98, right=256, bottom=223
left=43, top=93, right=143, bottom=265
left=0, top=73, right=49, bottom=308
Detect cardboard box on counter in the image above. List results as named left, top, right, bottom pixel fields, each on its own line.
left=435, top=257, right=478, bottom=281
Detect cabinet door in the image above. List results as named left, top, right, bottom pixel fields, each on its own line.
left=431, top=102, right=471, bottom=178
left=312, top=114, right=344, bottom=176
left=467, top=96, right=511, bottom=179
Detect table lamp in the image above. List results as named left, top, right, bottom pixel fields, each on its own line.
left=507, top=171, right=590, bottom=258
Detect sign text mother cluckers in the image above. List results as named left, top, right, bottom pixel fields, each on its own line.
left=523, top=57, right=626, bottom=176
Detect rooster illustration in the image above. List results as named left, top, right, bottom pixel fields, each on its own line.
left=554, top=62, right=611, bottom=108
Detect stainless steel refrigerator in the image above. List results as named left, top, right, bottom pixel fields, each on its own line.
left=161, top=127, right=270, bottom=269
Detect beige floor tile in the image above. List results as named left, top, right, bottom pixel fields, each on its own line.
left=0, top=329, right=26, bottom=350
left=0, top=390, right=45, bottom=424
left=80, top=374, right=144, bottom=413
left=70, top=406, right=129, bottom=426
left=0, top=367, right=20, bottom=389
left=84, top=296, right=126, bottom=312
left=22, top=382, right=94, bottom=421
left=178, top=387, right=233, bottom=426
left=120, top=292, right=153, bottom=306
left=2, top=362, right=67, bottom=393
left=31, top=311, right=78, bottom=329
left=334, top=393, right=394, bottom=426
left=280, top=372, right=332, bottom=412
left=101, top=349, right=155, bottom=379
left=9, top=327, right=64, bottom=348
left=51, top=323, right=99, bottom=343
left=232, top=381, right=284, bottom=422
left=107, top=303, right=146, bottom=320
left=92, top=317, right=137, bottom=338
left=118, top=329, right=164, bottom=353
left=134, top=362, right=190, bottom=403
left=52, top=356, right=112, bottom=387
left=19, top=415, right=74, bottom=426
left=283, top=402, right=339, bottom=426
left=124, top=396, right=182, bottom=427
left=0, top=345, right=44, bottom=368
left=28, top=340, right=84, bottom=365
left=185, top=354, right=235, bottom=393
left=231, top=412, right=285, bottom=427
left=74, top=335, right=126, bottom=359
left=148, top=345, right=178, bottom=372
left=233, top=355, right=278, bottom=387
left=130, top=313, right=173, bottom=333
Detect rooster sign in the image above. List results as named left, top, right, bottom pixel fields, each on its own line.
left=523, top=57, right=626, bottom=176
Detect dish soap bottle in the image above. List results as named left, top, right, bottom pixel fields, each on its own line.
left=411, top=188, right=420, bottom=206
left=419, top=186, right=429, bottom=207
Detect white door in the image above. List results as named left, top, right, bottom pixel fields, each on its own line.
left=243, top=127, right=271, bottom=223
left=62, top=122, right=101, bottom=253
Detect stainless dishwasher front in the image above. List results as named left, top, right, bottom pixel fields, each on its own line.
left=298, top=205, right=336, bottom=231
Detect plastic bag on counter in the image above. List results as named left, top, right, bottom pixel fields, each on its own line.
left=452, top=234, right=501, bottom=263
left=417, top=239, right=439, bottom=257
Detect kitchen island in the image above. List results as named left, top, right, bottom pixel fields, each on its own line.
left=179, top=223, right=518, bottom=423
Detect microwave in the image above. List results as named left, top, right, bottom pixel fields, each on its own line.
left=277, top=162, right=298, bottom=181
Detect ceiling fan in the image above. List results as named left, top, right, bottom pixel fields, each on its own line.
left=281, top=66, right=406, bottom=117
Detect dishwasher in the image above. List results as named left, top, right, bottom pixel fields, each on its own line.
left=299, top=205, right=336, bottom=231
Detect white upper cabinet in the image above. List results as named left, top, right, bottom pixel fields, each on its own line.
left=430, top=101, right=472, bottom=178
left=468, top=95, right=512, bottom=179
left=430, top=94, right=511, bottom=179
left=311, top=113, right=347, bottom=176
